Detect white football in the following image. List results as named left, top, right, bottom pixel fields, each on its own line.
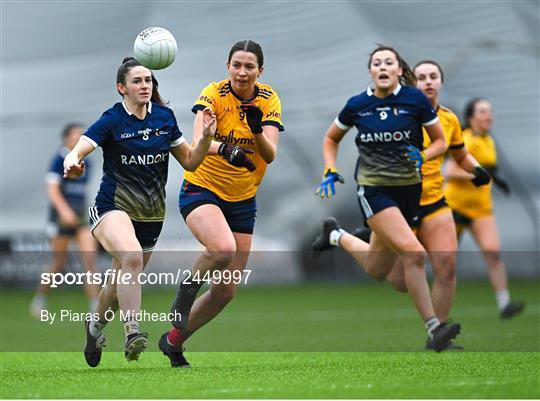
left=133, top=27, right=177, bottom=70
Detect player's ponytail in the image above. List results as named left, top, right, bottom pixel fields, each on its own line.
left=398, top=57, right=416, bottom=87
left=368, top=45, right=417, bottom=87
left=116, top=57, right=168, bottom=106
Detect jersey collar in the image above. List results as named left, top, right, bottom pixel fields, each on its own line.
left=122, top=100, right=152, bottom=115
left=367, top=83, right=402, bottom=97
left=229, top=80, right=260, bottom=102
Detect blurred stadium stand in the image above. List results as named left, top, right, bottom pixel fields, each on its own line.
left=1, top=2, right=538, bottom=283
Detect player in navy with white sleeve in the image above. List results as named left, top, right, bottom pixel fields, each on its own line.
left=30, top=123, right=99, bottom=319
left=63, top=57, right=216, bottom=367
left=312, top=46, right=461, bottom=352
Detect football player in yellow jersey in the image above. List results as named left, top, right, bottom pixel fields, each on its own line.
left=380, top=61, right=491, bottom=350
left=159, top=40, right=284, bottom=367
left=445, top=98, right=524, bottom=320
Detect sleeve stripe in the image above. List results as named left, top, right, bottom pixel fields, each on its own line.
left=191, top=104, right=206, bottom=114
left=449, top=143, right=465, bottom=150
left=334, top=117, right=351, bottom=131
left=170, top=137, right=186, bottom=148
left=262, top=120, right=284, bottom=132
left=45, top=172, right=62, bottom=184
left=81, top=135, right=98, bottom=148
left=422, top=116, right=439, bottom=126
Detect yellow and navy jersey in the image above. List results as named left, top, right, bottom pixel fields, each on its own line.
left=336, top=85, right=438, bottom=186
left=420, top=105, right=464, bottom=205
left=184, top=79, right=284, bottom=202
left=444, top=128, right=497, bottom=219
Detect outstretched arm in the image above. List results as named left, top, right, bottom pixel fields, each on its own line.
left=323, top=122, right=348, bottom=169
left=315, top=122, right=347, bottom=198
left=170, top=107, right=216, bottom=171
left=63, top=139, right=95, bottom=178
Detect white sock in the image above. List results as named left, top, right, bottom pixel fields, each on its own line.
left=89, top=317, right=107, bottom=339
left=32, top=293, right=46, bottom=306
left=123, top=319, right=140, bottom=338
left=425, top=316, right=441, bottom=339
left=329, top=229, right=345, bottom=247
left=89, top=298, right=99, bottom=313
left=496, top=289, right=511, bottom=311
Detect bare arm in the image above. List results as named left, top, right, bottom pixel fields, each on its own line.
left=323, top=122, right=348, bottom=169
left=444, top=157, right=475, bottom=180
left=63, top=139, right=95, bottom=178
left=449, top=146, right=480, bottom=174
left=423, top=121, right=446, bottom=160
left=47, top=182, right=78, bottom=226
left=254, top=125, right=279, bottom=164
left=170, top=107, right=216, bottom=171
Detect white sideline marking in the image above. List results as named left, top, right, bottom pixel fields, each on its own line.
left=204, top=378, right=515, bottom=394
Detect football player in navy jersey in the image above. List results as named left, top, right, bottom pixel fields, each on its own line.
left=312, top=46, right=461, bottom=352
left=30, top=123, right=100, bottom=319
left=63, top=57, right=216, bottom=367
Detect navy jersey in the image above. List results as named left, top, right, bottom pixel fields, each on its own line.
left=336, top=85, right=438, bottom=186
left=46, top=146, right=91, bottom=218
left=82, top=101, right=185, bottom=222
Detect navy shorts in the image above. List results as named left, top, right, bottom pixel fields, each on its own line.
left=88, top=204, right=163, bottom=252
left=357, top=183, right=422, bottom=227
left=47, top=207, right=88, bottom=238
left=412, top=197, right=449, bottom=228
left=452, top=210, right=473, bottom=227
left=179, top=181, right=257, bottom=234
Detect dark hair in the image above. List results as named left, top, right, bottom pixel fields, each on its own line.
left=61, top=123, right=84, bottom=139
left=464, top=97, right=488, bottom=128
left=368, top=45, right=416, bottom=87
left=116, top=57, right=167, bottom=106
left=413, top=59, right=445, bottom=83
left=227, top=40, right=264, bottom=67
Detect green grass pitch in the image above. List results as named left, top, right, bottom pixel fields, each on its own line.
left=1, top=281, right=539, bottom=398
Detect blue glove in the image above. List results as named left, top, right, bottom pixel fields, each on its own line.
left=406, top=145, right=426, bottom=171
left=315, top=168, right=345, bottom=198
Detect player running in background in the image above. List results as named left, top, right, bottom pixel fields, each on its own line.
left=381, top=61, right=491, bottom=350
left=159, top=40, right=284, bottom=367
left=312, top=45, right=461, bottom=352
left=30, top=123, right=100, bottom=319
left=444, top=98, right=524, bottom=319
left=63, top=57, right=216, bottom=367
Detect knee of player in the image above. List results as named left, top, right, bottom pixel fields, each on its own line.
left=483, top=248, right=502, bottom=263
left=211, top=283, right=237, bottom=304
left=120, top=251, right=144, bottom=274
left=369, top=269, right=389, bottom=282
left=400, top=250, right=426, bottom=269
left=206, top=246, right=236, bottom=267
left=389, top=278, right=408, bottom=292
left=434, top=253, right=456, bottom=278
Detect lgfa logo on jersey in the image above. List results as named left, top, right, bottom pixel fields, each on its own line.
left=120, top=128, right=168, bottom=140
